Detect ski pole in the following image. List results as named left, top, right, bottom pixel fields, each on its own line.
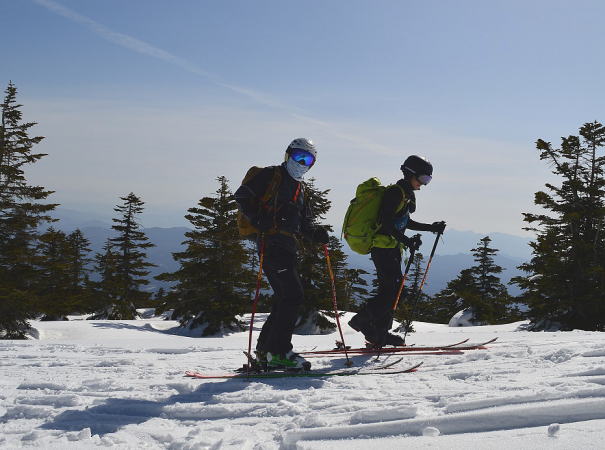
left=246, top=236, right=265, bottom=373
left=323, top=244, right=353, bottom=367
left=391, top=235, right=420, bottom=311
left=402, top=231, right=442, bottom=345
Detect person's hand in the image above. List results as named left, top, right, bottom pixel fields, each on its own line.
left=395, top=232, right=422, bottom=251
left=251, top=215, right=273, bottom=232
left=430, top=221, right=446, bottom=234
left=275, top=202, right=300, bottom=228
left=407, top=234, right=422, bottom=251
left=313, top=226, right=330, bottom=244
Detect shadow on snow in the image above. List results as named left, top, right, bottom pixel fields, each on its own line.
left=37, top=352, right=377, bottom=436
left=38, top=374, right=332, bottom=436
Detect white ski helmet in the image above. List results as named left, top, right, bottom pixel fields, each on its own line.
left=286, top=138, right=317, bottom=158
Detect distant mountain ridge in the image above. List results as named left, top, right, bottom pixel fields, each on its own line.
left=345, top=250, right=525, bottom=296
left=435, top=229, right=531, bottom=260
left=50, top=208, right=531, bottom=295
left=56, top=225, right=188, bottom=290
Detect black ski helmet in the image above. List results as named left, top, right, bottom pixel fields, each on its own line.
left=401, top=155, right=433, bottom=178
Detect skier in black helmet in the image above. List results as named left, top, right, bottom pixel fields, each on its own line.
left=234, top=138, right=330, bottom=370
left=348, top=155, right=446, bottom=347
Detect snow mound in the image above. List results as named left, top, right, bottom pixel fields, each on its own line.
left=449, top=308, right=480, bottom=327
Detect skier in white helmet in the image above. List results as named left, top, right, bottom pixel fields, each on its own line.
left=234, top=138, right=329, bottom=370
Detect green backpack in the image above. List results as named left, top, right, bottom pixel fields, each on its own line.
left=342, top=178, right=405, bottom=254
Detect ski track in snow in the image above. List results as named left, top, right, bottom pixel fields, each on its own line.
left=1, top=314, right=605, bottom=449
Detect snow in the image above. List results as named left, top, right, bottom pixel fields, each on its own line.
left=448, top=308, right=478, bottom=327
left=1, top=313, right=605, bottom=449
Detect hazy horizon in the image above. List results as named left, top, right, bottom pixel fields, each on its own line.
left=50, top=206, right=532, bottom=260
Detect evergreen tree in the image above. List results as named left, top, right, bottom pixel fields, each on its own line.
left=157, top=177, right=255, bottom=335
left=428, top=236, right=511, bottom=325
left=341, top=266, right=370, bottom=312
left=66, top=229, right=92, bottom=291
left=33, top=228, right=91, bottom=320
left=89, top=240, right=119, bottom=315
left=65, top=229, right=93, bottom=314
left=514, top=122, right=605, bottom=330
left=0, top=82, right=56, bottom=338
left=368, top=268, right=380, bottom=299
left=394, top=252, right=431, bottom=331
left=154, top=287, right=166, bottom=303
left=36, top=228, right=72, bottom=320
left=429, top=268, right=477, bottom=324
left=242, top=241, right=272, bottom=313
left=467, top=236, right=510, bottom=323
left=296, top=178, right=368, bottom=333
left=91, top=193, right=155, bottom=319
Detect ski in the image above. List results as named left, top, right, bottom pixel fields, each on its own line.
left=371, top=337, right=469, bottom=349
left=184, top=361, right=423, bottom=380
left=371, top=357, right=404, bottom=370
left=437, top=337, right=470, bottom=348
left=300, top=337, right=497, bottom=356
left=303, top=349, right=464, bottom=358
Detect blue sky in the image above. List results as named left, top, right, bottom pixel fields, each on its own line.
left=3, top=0, right=605, bottom=235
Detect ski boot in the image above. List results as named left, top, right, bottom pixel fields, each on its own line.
left=383, top=332, right=405, bottom=347
left=267, top=350, right=311, bottom=371
left=333, top=340, right=351, bottom=351
left=238, top=350, right=269, bottom=373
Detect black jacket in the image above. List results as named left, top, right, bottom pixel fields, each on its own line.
left=234, top=163, right=316, bottom=253
left=378, top=179, right=433, bottom=238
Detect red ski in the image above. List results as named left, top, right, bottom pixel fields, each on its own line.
left=300, top=337, right=498, bottom=356
left=303, top=349, right=464, bottom=358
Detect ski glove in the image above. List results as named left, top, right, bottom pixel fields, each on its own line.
left=430, top=221, right=446, bottom=234
left=250, top=214, right=273, bottom=233
left=407, top=234, right=422, bottom=252
left=275, top=202, right=300, bottom=229
left=312, top=226, right=330, bottom=244
left=395, top=232, right=422, bottom=252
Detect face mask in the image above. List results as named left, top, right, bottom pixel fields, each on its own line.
left=285, top=157, right=311, bottom=181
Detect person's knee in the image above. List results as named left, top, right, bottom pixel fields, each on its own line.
left=290, top=288, right=304, bottom=307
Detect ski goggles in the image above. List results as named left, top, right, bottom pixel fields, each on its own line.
left=289, top=149, right=316, bottom=167
left=417, top=174, right=432, bottom=185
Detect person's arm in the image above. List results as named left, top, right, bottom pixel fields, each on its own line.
left=407, top=219, right=432, bottom=232
left=408, top=218, right=446, bottom=234
left=300, top=193, right=330, bottom=244
left=234, top=167, right=274, bottom=225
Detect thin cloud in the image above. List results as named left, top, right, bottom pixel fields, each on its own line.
left=34, top=0, right=213, bottom=77
left=33, top=0, right=397, bottom=155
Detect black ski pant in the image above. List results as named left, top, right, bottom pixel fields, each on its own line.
left=351, top=247, right=402, bottom=343
left=255, top=243, right=304, bottom=355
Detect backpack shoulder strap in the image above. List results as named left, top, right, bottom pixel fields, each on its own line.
left=392, top=183, right=408, bottom=213
left=260, top=165, right=282, bottom=204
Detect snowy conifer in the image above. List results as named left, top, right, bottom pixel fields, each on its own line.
left=514, top=122, right=605, bottom=330
left=157, top=177, right=254, bottom=335
left=430, top=237, right=511, bottom=325
left=0, top=82, right=56, bottom=338
left=91, top=193, right=155, bottom=319
left=296, top=178, right=368, bottom=333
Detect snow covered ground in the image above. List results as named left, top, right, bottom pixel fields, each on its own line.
left=2, top=313, right=605, bottom=449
